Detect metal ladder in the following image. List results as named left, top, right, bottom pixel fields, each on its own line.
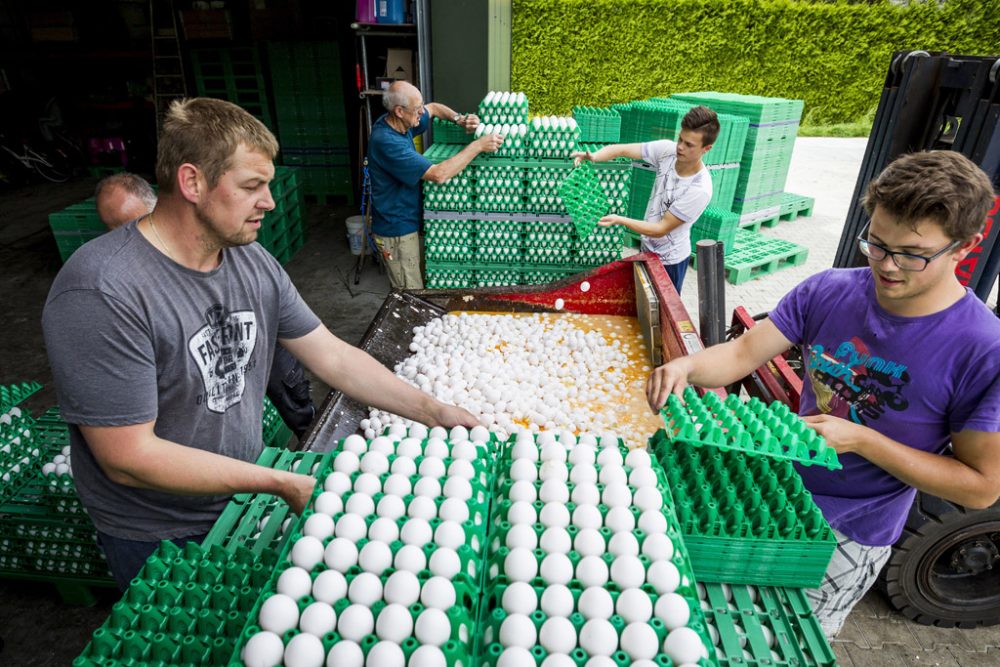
left=149, top=0, right=187, bottom=135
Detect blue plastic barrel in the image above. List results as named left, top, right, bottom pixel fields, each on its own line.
left=376, top=0, right=406, bottom=24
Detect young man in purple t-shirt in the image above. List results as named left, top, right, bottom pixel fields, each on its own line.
left=646, top=150, right=1000, bottom=636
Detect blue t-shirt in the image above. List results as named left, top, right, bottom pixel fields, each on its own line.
left=769, top=268, right=1000, bottom=546
left=367, top=110, right=433, bottom=237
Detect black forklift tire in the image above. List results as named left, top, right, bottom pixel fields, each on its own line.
left=881, top=493, right=1000, bottom=627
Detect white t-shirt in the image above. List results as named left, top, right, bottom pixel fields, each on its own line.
left=639, top=140, right=713, bottom=265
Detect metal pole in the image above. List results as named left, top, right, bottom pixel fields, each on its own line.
left=696, top=240, right=726, bottom=347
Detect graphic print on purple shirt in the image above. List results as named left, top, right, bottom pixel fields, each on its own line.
left=769, top=268, right=1000, bottom=547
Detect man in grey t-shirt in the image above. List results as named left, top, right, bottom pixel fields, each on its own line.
left=572, top=105, right=718, bottom=292
left=42, top=98, right=478, bottom=588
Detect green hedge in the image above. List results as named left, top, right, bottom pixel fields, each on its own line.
left=512, top=0, right=1000, bottom=124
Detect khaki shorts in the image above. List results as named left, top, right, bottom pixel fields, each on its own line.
left=374, top=232, right=423, bottom=290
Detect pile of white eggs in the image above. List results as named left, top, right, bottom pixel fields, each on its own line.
left=367, top=313, right=644, bottom=441
left=41, top=444, right=73, bottom=478
left=486, top=429, right=709, bottom=667
left=1, top=407, right=40, bottom=485
left=242, top=424, right=491, bottom=667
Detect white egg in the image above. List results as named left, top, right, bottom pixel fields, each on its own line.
left=401, top=517, right=434, bottom=547
left=352, top=472, right=382, bottom=496
left=390, top=455, right=417, bottom=476
left=407, top=495, right=438, bottom=520
left=414, top=476, right=443, bottom=499
left=601, top=484, right=632, bottom=508
left=539, top=479, right=569, bottom=504
left=360, top=451, right=390, bottom=476
left=504, top=547, right=538, bottom=582
left=540, top=552, right=574, bottom=585
left=348, top=572, right=383, bottom=605
left=366, top=640, right=405, bottom=667
left=508, top=480, right=537, bottom=503
left=502, top=581, right=537, bottom=615
left=277, top=566, right=313, bottom=600
left=663, top=627, right=706, bottom=664
left=497, top=646, right=534, bottom=667
left=290, top=536, right=325, bottom=570
left=507, top=501, right=537, bottom=525
left=333, top=451, right=360, bottom=474
left=335, top=513, right=368, bottom=542
left=395, top=437, right=423, bottom=459
left=419, top=457, right=446, bottom=479
left=415, top=607, right=451, bottom=646
left=324, top=537, right=359, bottom=572
left=599, top=433, right=619, bottom=449
left=624, top=447, right=651, bottom=468
left=620, top=622, right=659, bottom=660
left=408, top=645, right=447, bottom=667
left=540, top=616, right=577, bottom=654
left=538, top=582, right=574, bottom=617
left=577, top=587, right=614, bottom=620
left=499, top=613, right=537, bottom=648
left=572, top=504, right=603, bottom=530
left=638, top=510, right=668, bottom=534
left=342, top=434, right=367, bottom=453
left=574, top=528, right=605, bottom=557
left=394, top=544, right=427, bottom=572
left=439, top=497, right=471, bottom=523
left=429, top=426, right=448, bottom=440
left=571, top=483, right=601, bottom=506
left=510, top=440, right=538, bottom=461
left=576, top=555, right=609, bottom=587
left=375, top=603, right=414, bottom=643
left=536, top=432, right=557, bottom=447
left=598, top=466, right=626, bottom=486
left=628, top=467, right=658, bottom=488
left=303, top=513, right=335, bottom=540
left=368, top=516, right=400, bottom=543
left=283, top=632, right=325, bottom=667
left=299, top=601, right=337, bottom=637
left=616, top=587, right=653, bottom=623
left=345, top=492, right=375, bottom=517
left=608, top=531, right=640, bottom=557
left=647, top=560, right=681, bottom=594
left=408, top=423, right=429, bottom=439
left=579, top=618, right=618, bottom=656
left=325, top=641, right=364, bottom=667
left=421, top=575, right=457, bottom=609
left=434, top=520, right=466, bottom=550
left=603, top=506, right=635, bottom=534
left=510, top=459, right=538, bottom=482
left=539, top=441, right=567, bottom=463
left=655, top=592, right=691, bottom=630
left=584, top=658, right=616, bottom=667
left=258, top=593, right=299, bottom=634
left=451, top=441, right=479, bottom=460
left=568, top=446, right=596, bottom=465
left=633, top=486, right=664, bottom=512
left=314, top=491, right=344, bottom=516
left=448, top=459, right=476, bottom=480
left=449, top=425, right=470, bottom=442
left=539, top=526, right=571, bottom=554
left=242, top=631, right=284, bottom=667
left=470, top=425, right=491, bottom=443
left=610, top=555, right=645, bottom=589
left=383, top=570, right=421, bottom=607
left=359, top=540, right=393, bottom=575
left=444, top=476, right=473, bottom=501
left=539, top=503, right=570, bottom=528
left=376, top=494, right=406, bottom=521
left=312, top=569, right=348, bottom=604
left=429, top=546, right=461, bottom=578
left=505, top=523, right=538, bottom=550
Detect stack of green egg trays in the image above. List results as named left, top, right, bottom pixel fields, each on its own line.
left=660, top=389, right=840, bottom=470
left=697, top=582, right=836, bottom=667
left=649, top=429, right=835, bottom=588
left=0, top=381, right=41, bottom=413
left=478, top=433, right=717, bottom=667
left=1, top=393, right=41, bottom=505
left=229, top=429, right=498, bottom=666
left=432, top=117, right=473, bottom=144
left=573, top=106, right=622, bottom=143
left=48, top=197, right=106, bottom=263
left=476, top=164, right=525, bottom=213
left=690, top=207, right=740, bottom=253
left=690, top=228, right=808, bottom=285
left=558, top=162, right=609, bottom=240
left=616, top=98, right=748, bottom=166
left=73, top=541, right=272, bottom=667
left=706, top=164, right=741, bottom=211
left=526, top=117, right=580, bottom=160
left=256, top=166, right=305, bottom=266
left=202, top=447, right=331, bottom=561
left=190, top=46, right=273, bottom=128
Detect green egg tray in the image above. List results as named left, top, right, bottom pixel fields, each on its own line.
left=74, top=542, right=270, bottom=667
left=698, top=582, right=836, bottom=667
left=650, top=430, right=836, bottom=588
left=0, top=381, right=42, bottom=414
left=558, top=162, right=610, bottom=241
left=660, top=388, right=841, bottom=470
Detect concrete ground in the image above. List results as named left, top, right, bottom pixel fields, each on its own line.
left=0, top=138, right=998, bottom=665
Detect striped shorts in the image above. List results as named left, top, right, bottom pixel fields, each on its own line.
left=805, top=528, right=892, bottom=638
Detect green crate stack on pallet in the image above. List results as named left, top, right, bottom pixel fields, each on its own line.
left=190, top=47, right=273, bottom=128
left=690, top=228, right=808, bottom=285
left=671, top=92, right=803, bottom=220
left=690, top=207, right=740, bottom=251
left=572, top=105, right=621, bottom=143
left=48, top=198, right=106, bottom=263
left=268, top=41, right=352, bottom=204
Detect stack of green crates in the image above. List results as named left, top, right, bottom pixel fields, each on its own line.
left=432, top=117, right=473, bottom=144
left=48, top=198, right=105, bottom=263
left=268, top=41, right=352, bottom=203
left=690, top=207, right=740, bottom=251
left=671, top=92, right=803, bottom=218
left=691, top=228, right=809, bottom=285
left=190, top=46, right=273, bottom=128
left=259, top=166, right=305, bottom=265
left=572, top=105, right=621, bottom=143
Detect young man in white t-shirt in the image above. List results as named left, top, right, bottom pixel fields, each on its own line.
left=573, top=106, right=719, bottom=291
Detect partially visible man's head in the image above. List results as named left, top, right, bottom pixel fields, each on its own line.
left=95, top=173, right=156, bottom=229
left=681, top=106, right=720, bottom=148
left=383, top=81, right=424, bottom=128
left=863, top=150, right=994, bottom=241
left=155, top=98, right=279, bottom=195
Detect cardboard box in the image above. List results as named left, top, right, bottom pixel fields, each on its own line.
left=385, top=48, right=413, bottom=83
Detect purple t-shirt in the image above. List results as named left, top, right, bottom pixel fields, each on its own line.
left=769, top=268, right=1000, bottom=546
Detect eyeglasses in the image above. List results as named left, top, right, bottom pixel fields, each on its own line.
left=856, top=222, right=961, bottom=272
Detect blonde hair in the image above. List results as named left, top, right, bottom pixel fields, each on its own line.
left=155, top=98, right=279, bottom=194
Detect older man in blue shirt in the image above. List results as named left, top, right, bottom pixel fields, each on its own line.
left=367, top=81, right=503, bottom=289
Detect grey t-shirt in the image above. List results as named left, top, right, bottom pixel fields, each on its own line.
left=640, top=140, right=713, bottom=265
left=42, top=222, right=321, bottom=540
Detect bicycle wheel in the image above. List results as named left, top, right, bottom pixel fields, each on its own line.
left=26, top=156, right=70, bottom=183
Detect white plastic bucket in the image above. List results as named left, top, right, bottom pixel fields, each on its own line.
left=346, top=215, right=364, bottom=255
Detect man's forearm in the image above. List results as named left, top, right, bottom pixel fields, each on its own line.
left=426, top=102, right=459, bottom=122
left=610, top=214, right=684, bottom=238
left=431, top=142, right=482, bottom=182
